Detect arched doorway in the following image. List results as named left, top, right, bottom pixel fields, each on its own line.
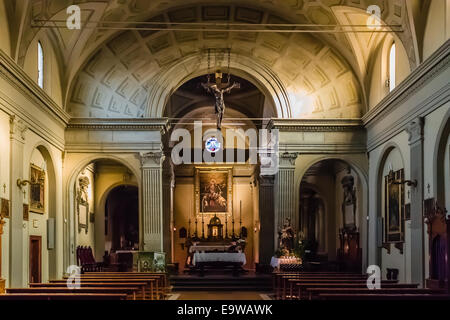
left=299, top=159, right=364, bottom=272
left=67, top=158, right=139, bottom=266
left=104, top=185, right=139, bottom=252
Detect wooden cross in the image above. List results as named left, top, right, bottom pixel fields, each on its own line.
left=2, top=184, right=5, bottom=194
left=407, top=190, right=410, bottom=199
left=23, top=190, right=26, bottom=200
left=427, top=183, right=430, bottom=195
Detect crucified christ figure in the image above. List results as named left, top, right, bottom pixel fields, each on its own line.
left=201, top=81, right=240, bottom=130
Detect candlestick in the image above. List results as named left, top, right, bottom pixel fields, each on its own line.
left=232, top=206, right=235, bottom=239
left=188, top=200, right=191, bottom=238
left=239, top=200, right=242, bottom=238
left=225, top=212, right=228, bottom=239
left=201, top=212, right=205, bottom=239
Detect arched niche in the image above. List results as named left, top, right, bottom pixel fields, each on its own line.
left=376, top=144, right=407, bottom=281
left=27, top=144, right=57, bottom=282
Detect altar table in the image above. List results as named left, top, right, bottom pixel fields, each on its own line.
left=192, top=252, right=246, bottom=266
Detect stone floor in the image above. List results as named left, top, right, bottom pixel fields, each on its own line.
left=170, top=291, right=270, bottom=300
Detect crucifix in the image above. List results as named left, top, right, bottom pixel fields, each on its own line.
left=23, top=189, right=26, bottom=200
left=201, top=73, right=240, bottom=130
left=2, top=184, right=5, bottom=194
left=201, top=49, right=240, bottom=130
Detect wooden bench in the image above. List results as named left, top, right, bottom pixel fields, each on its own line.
left=53, top=279, right=156, bottom=300
left=273, top=272, right=363, bottom=299
left=7, top=287, right=139, bottom=300
left=0, top=293, right=126, bottom=300
left=318, top=293, right=450, bottom=300
left=30, top=282, right=146, bottom=300
left=76, top=273, right=168, bottom=299
left=305, top=287, right=444, bottom=300
left=295, top=283, right=419, bottom=300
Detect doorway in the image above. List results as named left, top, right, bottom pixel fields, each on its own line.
left=29, top=236, right=42, bottom=283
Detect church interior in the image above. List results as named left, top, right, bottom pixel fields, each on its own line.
left=0, top=0, right=448, bottom=303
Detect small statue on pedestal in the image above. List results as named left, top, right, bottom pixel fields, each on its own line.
left=278, top=218, right=295, bottom=254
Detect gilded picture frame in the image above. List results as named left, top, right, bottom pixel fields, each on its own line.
left=384, top=169, right=405, bottom=243
left=0, top=198, right=9, bottom=219
left=195, top=167, right=233, bottom=215
left=29, top=164, right=45, bottom=214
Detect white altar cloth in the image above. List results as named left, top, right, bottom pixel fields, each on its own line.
left=192, top=252, right=246, bottom=266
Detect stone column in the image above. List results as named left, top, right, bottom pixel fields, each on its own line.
left=140, top=151, right=164, bottom=252
left=274, top=152, right=298, bottom=240
left=9, top=115, right=27, bottom=287
left=258, top=175, right=274, bottom=264
left=407, top=117, right=425, bottom=286
left=161, top=155, right=174, bottom=262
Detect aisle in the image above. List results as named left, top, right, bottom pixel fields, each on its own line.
left=171, top=291, right=270, bottom=300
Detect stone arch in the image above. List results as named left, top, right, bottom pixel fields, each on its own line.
left=434, top=108, right=450, bottom=207
left=64, top=154, right=141, bottom=269
left=374, top=142, right=406, bottom=267
left=150, top=53, right=290, bottom=118
left=96, top=182, right=139, bottom=257
left=294, top=154, right=369, bottom=270
left=26, top=141, right=58, bottom=280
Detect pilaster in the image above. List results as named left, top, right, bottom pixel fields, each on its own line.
left=406, top=117, right=425, bottom=286
left=9, top=115, right=27, bottom=287
left=140, top=150, right=165, bottom=252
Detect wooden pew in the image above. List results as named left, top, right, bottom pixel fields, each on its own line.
left=305, top=287, right=444, bottom=300
left=0, top=293, right=126, bottom=300
left=80, top=272, right=168, bottom=298
left=84, top=272, right=169, bottom=289
left=75, top=274, right=167, bottom=299
left=284, top=279, right=399, bottom=300
left=281, top=276, right=375, bottom=300
left=273, top=272, right=363, bottom=299
left=318, top=293, right=450, bottom=300
left=52, top=279, right=156, bottom=300
left=30, top=282, right=146, bottom=300
left=7, top=287, right=139, bottom=300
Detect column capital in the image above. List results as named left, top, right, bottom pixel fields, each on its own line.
left=406, top=117, right=424, bottom=145
left=9, top=115, right=27, bottom=142
left=279, top=152, right=298, bottom=167
left=140, top=150, right=164, bottom=167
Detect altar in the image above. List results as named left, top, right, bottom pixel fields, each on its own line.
left=193, top=252, right=246, bottom=266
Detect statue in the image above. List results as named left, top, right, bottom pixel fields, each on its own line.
left=201, top=70, right=240, bottom=130
left=341, top=173, right=357, bottom=231
left=77, top=175, right=90, bottom=204
left=278, top=218, right=295, bottom=253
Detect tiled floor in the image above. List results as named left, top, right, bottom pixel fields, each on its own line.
left=172, top=291, right=266, bottom=300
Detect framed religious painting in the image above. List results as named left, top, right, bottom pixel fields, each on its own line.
left=195, top=167, right=233, bottom=215
left=29, top=164, right=45, bottom=214
left=384, top=169, right=405, bottom=243
left=0, top=198, right=9, bottom=219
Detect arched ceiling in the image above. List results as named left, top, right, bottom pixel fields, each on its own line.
left=16, top=0, right=416, bottom=119
left=165, top=74, right=270, bottom=120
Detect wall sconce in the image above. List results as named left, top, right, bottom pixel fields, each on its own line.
left=387, top=169, right=417, bottom=187
left=17, top=170, right=45, bottom=190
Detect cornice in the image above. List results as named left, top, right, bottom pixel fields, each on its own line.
left=268, top=118, right=364, bottom=132
left=0, top=50, right=70, bottom=125
left=363, top=39, right=450, bottom=126
left=67, top=118, right=170, bottom=132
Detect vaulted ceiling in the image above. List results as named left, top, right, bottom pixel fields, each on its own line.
left=8, top=0, right=418, bottom=119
